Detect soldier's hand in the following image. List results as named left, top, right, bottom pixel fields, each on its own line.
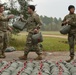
left=34, top=29, right=39, bottom=33
left=65, top=19, right=70, bottom=23
left=8, top=27, right=13, bottom=32
left=65, top=18, right=71, bottom=24
left=37, top=25, right=40, bottom=29
left=20, top=14, right=23, bottom=18
left=62, top=21, right=69, bottom=25
left=8, top=15, right=14, bottom=19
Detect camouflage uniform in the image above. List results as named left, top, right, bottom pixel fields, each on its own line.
left=19, top=12, right=42, bottom=60
left=0, top=13, right=9, bottom=58
left=62, top=13, right=76, bottom=57
left=25, top=12, right=42, bottom=55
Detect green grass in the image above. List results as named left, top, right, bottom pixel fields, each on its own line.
left=42, top=37, right=68, bottom=51
left=9, top=33, right=71, bottom=51
left=10, top=34, right=26, bottom=50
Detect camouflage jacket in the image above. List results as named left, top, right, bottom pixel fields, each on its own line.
left=0, top=13, right=9, bottom=32
left=21, top=12, right=43, bottom=32
left=62, top=13, right=76, bottom=34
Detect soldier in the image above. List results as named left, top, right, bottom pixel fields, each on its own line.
left=19, top=5, right=43, bottom=60
left=62, top=5, right=76, bottom=62
left=0, top=3, right=14, bottom=58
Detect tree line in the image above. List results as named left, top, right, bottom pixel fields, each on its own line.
left=40, top=16, right=62, bottom=31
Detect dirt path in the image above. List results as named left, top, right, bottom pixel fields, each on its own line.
left=0, top=51, right=76, bottom=62
left=43, top=34, right=67, bottom=39
left=19, top=32, right=68, bottom=39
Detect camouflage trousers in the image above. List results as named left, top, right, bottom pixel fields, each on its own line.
left=24, top=32, right=42, bottom=56
left=68, top=33, right=76, bottom=57
left=0, top=31, right=8, bottom=55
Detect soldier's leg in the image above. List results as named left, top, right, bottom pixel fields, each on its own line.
left=19, top=32, right=33, bottom=60
left=68, top=34, right=74, bottom=57
left=34, top=44, right=42, bottom=60
left=0, top=36, right=3, bottom=55
left=24, top=32, right=33, bottom=55
left=6, top=31, right=10, bottom=47
left=25, top=32, right=33, bottom=45
left=0, top=31, right=5, bottom=58
left=66, top=34, right=74, bottom=62
left=2, top=32, right=8, bottom=58
left=19, top=45, right=31, bottom=60
left=3, top=32, right=8, bottom=48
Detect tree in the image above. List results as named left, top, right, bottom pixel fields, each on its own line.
left=40, top=16, right=62, bottom=31
left=17, top=0, right=32, bottom=19
left=4, top=0, right=32, bottom=18
left=4, top=0, right=19, bottom=15
left=18, top=0, right=28, bottom=19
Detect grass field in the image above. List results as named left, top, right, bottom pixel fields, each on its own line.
left=9, top=31, right=73, bottom=51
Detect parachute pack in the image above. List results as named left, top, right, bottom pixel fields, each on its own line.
left=0, top=60, right=76, bottom=75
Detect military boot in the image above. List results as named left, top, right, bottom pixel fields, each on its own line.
left=0, top=55, right=6, bottom=58
left=19, top=55, right=27, bottom=60
left=66, top=56, right=74, bottom=62
left=34, top=55, right=42, bottom=60
left=0, top=51, right=6, bottom=58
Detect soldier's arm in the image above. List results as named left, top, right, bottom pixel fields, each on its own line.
left=0, top=16, right=9, bottom=21
left=20, top=18, right=26, bottom=22
left=68, top=16, right=76, bottom=26
left=62, top=16, right=67, bottom=26
left=34, top=14, right=43, bottom=29
left=69, top=22, right=76, bottom=26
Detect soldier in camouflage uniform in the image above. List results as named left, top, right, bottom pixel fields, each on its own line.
left=0, top=4, right=14, bottom=58
left=19, top=5, right=43, bottom=60
left=62, top=5, right=76, bottom=62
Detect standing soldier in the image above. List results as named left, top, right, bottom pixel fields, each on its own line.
left=0, top=4, right=14, bottom=58
left=62, top=5, right=76, bottom=62
left=19, top=5, right=43, bottom=60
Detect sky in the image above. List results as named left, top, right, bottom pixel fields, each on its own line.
left=1, top=0, right=76, bottom=19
